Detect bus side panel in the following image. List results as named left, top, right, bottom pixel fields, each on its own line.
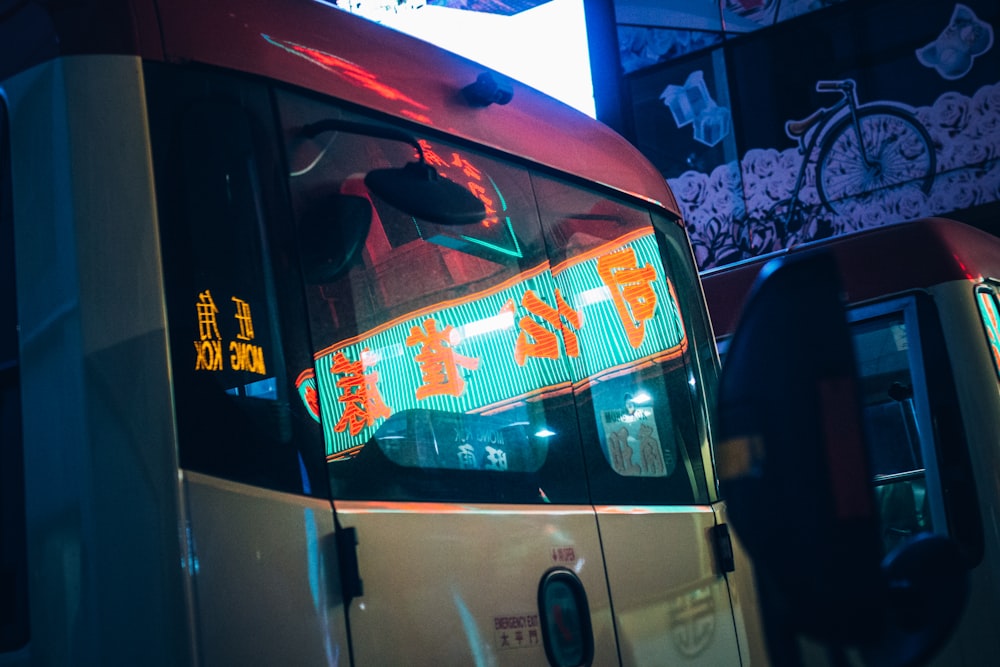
left=182, top=473, right=350, bottom=666
left=336, top=502, right=618, bottom=667
left=597, top=507, right=743, bottom=665
left=714, top=501, right=770, bottom=667
left=6, top=56, right=191, bottom=665
left=932, top=282, right=1000, bottom=666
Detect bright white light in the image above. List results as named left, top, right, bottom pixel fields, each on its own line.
left=577, top=285, right=612, bottom=306
left=535, top=427, right=557, bottom=438
left=362, top=343, right=405, bottom=367
left=458, top=311, right=516, bottom=340
left=631, top=390, right=653, bottom=405
left=347, top=0, right=596, bottom=117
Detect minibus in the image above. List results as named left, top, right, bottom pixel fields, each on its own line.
left=0, top=1, right=775, bottom=665
left=703, top=217, right=1000, bottom=667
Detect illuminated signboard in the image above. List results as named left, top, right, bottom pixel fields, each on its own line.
left=413, top=140, right=523, bottom=261
left=297, top=229, right=686, bottom=460
left=194, top=290, right=268, bottom=376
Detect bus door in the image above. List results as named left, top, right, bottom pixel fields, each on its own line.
left=283, top=89, right=613, bottom=666
left=147, top=65, right=353, bottom=665
left=850, top=291, right=994, bottom=666
left=277, top=84, right=743, bottom=665
left=530, top=184, right=743, bottom=665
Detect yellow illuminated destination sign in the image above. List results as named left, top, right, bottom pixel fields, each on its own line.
left=194, top=290, right=268, bottom=375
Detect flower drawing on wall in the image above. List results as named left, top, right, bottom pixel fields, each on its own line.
left=672, top=81, right=1000, bottom=270
left=618, top=27, right=723, bottom=75
left=917, top=3, right=994, bottom=80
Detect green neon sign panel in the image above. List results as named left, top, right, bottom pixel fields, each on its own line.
left=298, top=231, right=686, bottom=459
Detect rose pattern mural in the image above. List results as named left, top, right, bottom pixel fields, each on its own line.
left=671, top=81, right=1000, bottom=269
left=619, top=27, right=723, bottom=76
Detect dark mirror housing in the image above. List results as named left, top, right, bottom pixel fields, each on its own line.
left=462, top=71, right=514, bottom=107
left=364, top=161, right=486, bottom=226
left=716, top=249, right=884, bottom=645
left=863, top=532, right=968, bottom=667
left=715, top=250, right=967, bottom=666
left=301, top=118, right=486, bottom=226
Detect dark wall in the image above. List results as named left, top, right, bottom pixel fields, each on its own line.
left=622, top=0, right=1000, bottom=268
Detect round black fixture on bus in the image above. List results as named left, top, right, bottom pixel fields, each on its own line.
left=537, top=568, right=593, bottom=667
left=462, top=71, right=513, bottom=107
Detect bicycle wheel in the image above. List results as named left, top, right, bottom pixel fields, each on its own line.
left=815, top=105, right=936, bottom=213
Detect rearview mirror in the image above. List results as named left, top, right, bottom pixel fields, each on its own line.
left=301, top=118, right=486, bottom=226
left=716, top=249, right=884, bottom=644
left=364, top=160, right=486, bottom=226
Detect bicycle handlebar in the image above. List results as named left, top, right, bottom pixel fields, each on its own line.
left=816, top=80, right=854, bottom=93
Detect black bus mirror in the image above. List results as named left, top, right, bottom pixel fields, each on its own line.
left=364, top=160, right=485, bottom=226
left=301, top=118, right=486, bottom=226
left=715, top=250, right=967, bottom=666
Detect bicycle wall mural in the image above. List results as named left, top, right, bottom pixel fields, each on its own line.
left=625, top=0, right=1000, bottom=270
left=674, top=76, right=995, bottom=266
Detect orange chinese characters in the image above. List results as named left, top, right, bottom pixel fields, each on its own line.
left=466, top=181, right=499, bottom=228
left=511, top=289, right=581, bottom=366
left=304, top=384, right=320, bottom=419
left=597, top=248, right=658, bottom=348
left=330, top=349, right=392, bottom=436
left=405, top=318, right=480, bottom=399
left=418, top=139, right=448, bottom=169
left=232, top=297, right=256, bottom=340
left=418, top=139, right=499, bottom=227
left=229, top=296, right=266, bottom=375
left=194, top=290, right=223, bottom=371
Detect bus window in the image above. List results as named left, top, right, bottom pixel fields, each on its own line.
left=148, top=65, right=326, bottom=497
left=851, top=292, right=984, bottom=564
left=533, top=176, right=712, bottom=506
left=0, top=96, right=28, bottom=653
left=975, top=284, right=1000, bottom=379
left=280, top=88, right=588, bottom=504
left=851, top=309, right=931, bottom=555
left=717, top=294, right=955, bottom=554
left=279, top=87, right=714, bottom=507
